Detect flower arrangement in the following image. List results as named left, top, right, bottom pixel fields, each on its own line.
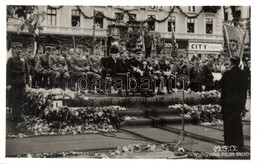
left=7, top=106, right=127, bottom=138
left=169, top=104, right=223, bottom=125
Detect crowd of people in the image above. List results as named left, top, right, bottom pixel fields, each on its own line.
left=7, top=40, right=251, bottom=98
left=6, top=40, right=251, bottom=151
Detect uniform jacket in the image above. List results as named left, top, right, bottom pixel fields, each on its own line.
left=189, top=64, right=202, bottom=83
left=88, top=54, right=102, bottom=74
left=49, top=54, right=68, bottom=72
left=202, top=62, right=216, bottom=86
left=6, top=57, right=29, bottom=86
left=36, top=53, right=49, bottom=73
left=70, top=54, right=88, bottom=72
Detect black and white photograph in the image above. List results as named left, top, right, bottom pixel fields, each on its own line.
left=1, top=1, right=257, bottom=162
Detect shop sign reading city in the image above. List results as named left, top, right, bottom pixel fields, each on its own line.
left=189, top=42, right=223, bottom=52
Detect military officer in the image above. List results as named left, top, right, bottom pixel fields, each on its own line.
left=70, top=46, right=89, bottom=91
left=87, top=52, right=103, bottom=94
left=159, top=55, right=174, bottom=94
left=6, top=42, right=29, bottom=123
left=48, top=46, right=70, bottom=89
left=202, top=55, right=217, bottom=91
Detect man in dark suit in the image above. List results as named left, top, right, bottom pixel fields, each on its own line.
left=6, top=43, right=29, bottom=123
left=101, top=45, right=121, bottom=94
left=219, top=56, right=248, bottom=152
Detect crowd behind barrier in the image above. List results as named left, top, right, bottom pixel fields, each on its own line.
left=8, top=42, right=251, bottom=97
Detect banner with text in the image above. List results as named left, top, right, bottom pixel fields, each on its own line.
left=189, top=41, right=223, bottom=52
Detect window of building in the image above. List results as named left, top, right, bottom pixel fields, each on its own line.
left=147, top=15, right=155, bottom=31
left=115, top=12, right=124, bottom=22
left=235, top=10, right=241, bottom=20
left=168, top=17, right=176, bottom=32
left=47, top=7, right=57, bottom=25
left=71, top=10, right=80, bottom=27
left=188, top=6, right=195, bottom=12
left=187, top=18, right=195, bottom=33
left=129, top=14, right=136, bottom=21
left=94, top=12, right=103, bottom=28
left=206, top=18, right=213, bottom=34
left=224, top=12, right=228, bottom=21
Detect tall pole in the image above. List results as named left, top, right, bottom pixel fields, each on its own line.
left=91, top=10, right=96, bottom=55
left=171, top=16, right=176, bottom=57
left=141, top=23, right=145, bottom=52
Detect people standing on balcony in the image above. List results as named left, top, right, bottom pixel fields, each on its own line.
left=35, top=46, right=51, bottom=89
left=6, top=42, right=29, bottom=123
left=48, top=46, right=70, bottom=90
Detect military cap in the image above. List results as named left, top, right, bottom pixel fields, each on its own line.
left=11, top=42, right=22, bottom=48
left=56, top=45, right=62, bottom=50
left=110, top=45, right=120, bottom=54
left=45, top=46, right=52, bottom=52
left=76, top=45, right=83, bottom=49
left=132, top=47, right=142, bottom=54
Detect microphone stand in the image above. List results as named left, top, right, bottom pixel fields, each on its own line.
left=174, top=77, right=193, bottom=148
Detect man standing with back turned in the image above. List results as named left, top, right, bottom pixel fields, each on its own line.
left=219, top=56, right=248, bottom=152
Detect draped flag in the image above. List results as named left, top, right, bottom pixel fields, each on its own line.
left=223, top=24, right=247, bottom=59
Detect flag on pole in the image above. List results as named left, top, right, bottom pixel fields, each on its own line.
left=223, top=24, right=247, bottom=59
left=91, top=10, right=96, bottom=55
left=171, top=19, right=176, bottom=57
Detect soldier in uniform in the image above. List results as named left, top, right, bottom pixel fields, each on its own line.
left=138, top=57, right=155, bottom=97
left=87, top=52, right=103, bottom=94
left=188, top=57, right=202, bottom=92
left=127, top=48, right=143, bottom=95
left=147, top=53, right=165, bottom=95
left=70, top=46, right=89, bottom=91
left=48, top=46, right=70, bottom=89
left=159, top=55, right=174, bottom=94
left=26, top=45, right=38, bottom=88
left=6, top=43, right=29, bottom=123
left=202, top=55, right=217, bottom=91
left=35, top=46, right=52, bottom=88
left=177, top=58, right=189, bottom=90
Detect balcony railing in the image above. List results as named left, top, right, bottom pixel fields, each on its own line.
left=7, top=23, right=224, bottom=41
left=160, top=32, right=224, bottom=41
left=7, top=23, right=108, bottom=36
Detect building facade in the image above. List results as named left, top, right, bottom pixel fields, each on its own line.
left=7, top=6, right=227, bottom=59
